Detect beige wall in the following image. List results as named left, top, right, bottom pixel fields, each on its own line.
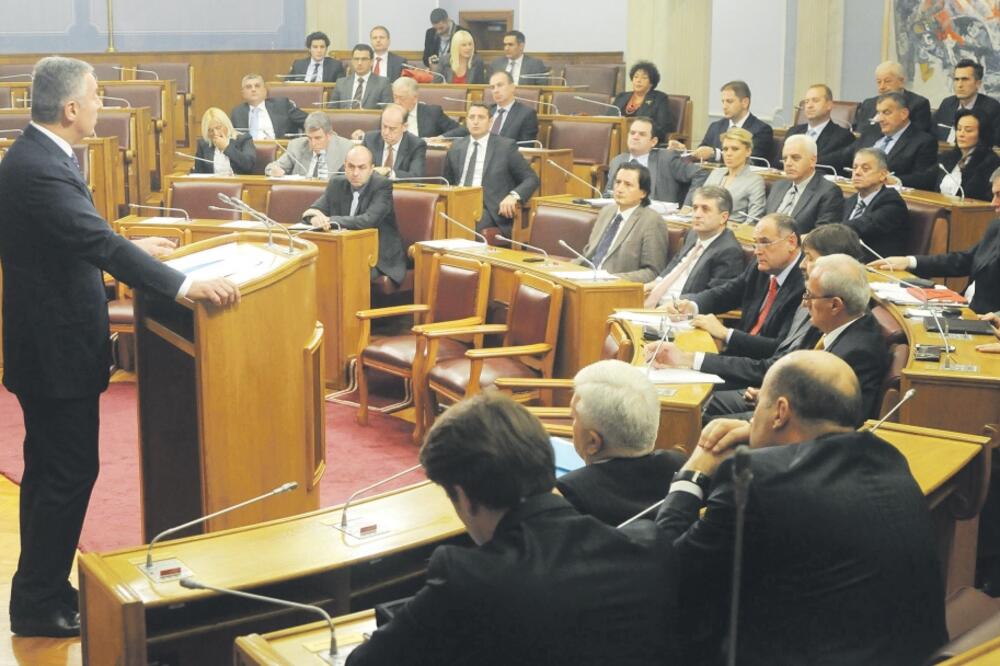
left=305, top=0, right=350, bottom=51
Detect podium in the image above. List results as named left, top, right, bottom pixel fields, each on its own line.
left=134, top=232, right=325, bottom=542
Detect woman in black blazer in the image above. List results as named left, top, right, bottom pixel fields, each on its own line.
left=932, top=108, right=1000, bottom=201
left=612, top=60, right=675, bottom=144
left=439, top=30, right=487, bottom=84
left=193, top=107, right=256, bottom=175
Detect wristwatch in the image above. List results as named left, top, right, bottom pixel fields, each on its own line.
left=673, top=469, right=712, bottom=494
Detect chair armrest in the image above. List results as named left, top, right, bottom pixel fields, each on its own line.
left=494, top=378, right=574, bottom=390
left=422, top=324, right=508, bottom=339
left=526, top=407, right=571, bottom=418
left=539, top=422, right=573, bottom=437
left=356, top=304, right=430, bottom=320
left=465, top=343, right=552, bottom=359
left=411, top=316, right=482, bottom=334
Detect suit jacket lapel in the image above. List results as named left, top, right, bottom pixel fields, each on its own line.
left=793, top=178, right=817, bottom=215
left=605, top=207, right=640, bottom=260
left=648, top=154, right=659, bottom=199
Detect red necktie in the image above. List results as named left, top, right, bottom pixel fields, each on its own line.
left=749, top=276, right=778, bottom=335
left=374, top=57, right=382, bottom=76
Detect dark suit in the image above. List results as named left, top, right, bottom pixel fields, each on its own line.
left=489, top=101, right=538, bottom=143
left=193, top=133, right=255, bottom=175
left=422, top=22, right=467, bottom=67
left=925, top=145, right=1000, bottom=202
left=440, top=56, right=487, bottom=85
left=362, top=131, right=427, bottom=179
left=933, top=93, right=1000, bottom=145
left=913, top=218, right=1000, bottom=314
left=823, top=313, right=889, bottom=419
left=579, top=204, right=669, bottom=283
left=612, top=89, right=676, bottom=143
left=0, top=124, right=185, bottom=611
left=656, top=431, right=947, bottom=666
left=842, top=186, right=908, bottom=260
left=287, top=56, right=345, bottom=83
left=853, top=88, right=933, bottom=134
left=557, top=451, right=686, bottom=526
left=415, top=103, right=461, bottom=138
left=653, top=228, right=744, bottom=295
left=230, top=97, right=307, bottom=139
left=604, top=149, right=708, bottom=203
left=836, top=124, right=938, bottom=189
left=698, top=112, right=774, bottom=162
left=442, top=135, right=539, bottom=235
left=785, top=121, right=856, bottom=168
left=764, top=173, right=844, bottom=234
left=687, top=254, right=806, bottom=360
left=307, top=173, right=406, bottom=284
left=373, top=52, right=405, bottom=82
left=347, top=493, right=680, bottom=666
left=489, top=54, right=549, bottom=84
left=331, top=74, right=393, bottom=110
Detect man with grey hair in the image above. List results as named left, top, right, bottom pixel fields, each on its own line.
left=361, top=103, right=427, bottom=178
left=841, top=147, right=908, bottom=259
left=556, top=360, right=685, bottom=526
left=391, top=77, right=462, bottom=138
left=0, top=56, right=239, bottom=637
left=852, top=60, right=932, bottom=135
left=231, top=73, right=307, bottom=139
left=764, top=133, right=843, bottom=234
left=264, top=111, right=353, bottom=178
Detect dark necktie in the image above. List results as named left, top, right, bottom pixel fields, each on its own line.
left=462, top=141, right=479, bottom=186
left=749, top=275, right=778, bottom=336
left=308, top=62, right=320, bottom=82
left=591, top=213, right=623, bottom=267
left=850, top=198, right=867, bottom=220
left=490, top=108, right=506, bottom=135
left=374, top=57, right=382, bottom=76
left=384, top=143, right=395, bottom=171
left=353, top=78, right=365, bottom=103
left=70, top=151, right=81, bottom=172
left=779, top=184, right=799, bottom=214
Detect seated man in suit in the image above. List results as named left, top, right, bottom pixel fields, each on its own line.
left=287, top=31, right=345, bottom=83
left=301, top=145, right=406, bottom=286
left=264, top=111, right=353, bottom=179
left=442, top=102, right=539, bottom=236
left=361, top=103, right=427, bottom=179
left=665, top=213, right=805, bottom=360
left=577, top=162, right=669, bottom=283
left=842, top=147, right=908, bottom=259
left=764, top=134, right=844, bottom=234
left=604, top=117, right=708, bottom=203
left=933, top=59, right=1000, bottom=146
left=369, top=25, right=405, bottom=82
left=422, top=8, right=466, bottom=68
left=331, top=44, right=393, bottom=110
left=784, top=84, right=855, bottom=167
left=231, top=73, right=307, bottom=140
left=853, top=60, right=932, bottom=135
left=673, top=80, right=773, bottom=162
left=558, top=360, right=686, bottom=526
left=656, top=351, right=947, bottom=665
left=454, top=70, right=539, bottom=144
left=391, top=77, right=462, bottom=139
left=346, top=392, right=680, bottom=665
left=490, top=30, right=548, bottom=84
left=644, top=185, right=744, bottom=308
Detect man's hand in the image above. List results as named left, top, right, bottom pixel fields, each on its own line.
left=131, top=236, right=177, bottom=259
left=499, top=194, right=519, bottom=218
left=350, top=129, right=365, bottom=141
left=743, top=387, right=759, bottom=405
left=643, top=341, right=694, bottom=369
left=270, top=165, right=286, bottom=177
left=978, top=312, right=1000, bottom=330
left=372, top=166, right=392, bottom=177
left=667, top=139, right=686, bottom=152
left=866, top=256, right=908, bottom=271
left=692, top=313, right=729, bottom=340
left=642, top=280, right=656, bottom=294
left=977, top=342, right=1000, bottom=353
left=658, top=298, right=696, bottom=318
left=301, top=209, right=331, bottom=230
left=697, top=418, right=751, bottom=454
left=691, top=146, right=715, bottom=161
left=187, top=277, right=240, bottom=306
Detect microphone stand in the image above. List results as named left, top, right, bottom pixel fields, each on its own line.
left=866, top=388, right=916, bottom=432
left=546, top=159, right=603, bottom=197
left=336, top=464, right=423, bottom=538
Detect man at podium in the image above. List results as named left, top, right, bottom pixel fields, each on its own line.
left=0, top=56, right=240, bottom=638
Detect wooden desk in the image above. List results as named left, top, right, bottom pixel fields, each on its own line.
left=234, top=610, right=375, bottom=665
left=83, top=135, right=125, bottom=224
left=79, top=481, right=467, bottom=666
left=521, top=146, right=575, bottom=198
left=938, top=636, right=1000, bottom=664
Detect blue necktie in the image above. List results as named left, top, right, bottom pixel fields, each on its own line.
left=249, top=107, right=260, bottom=138
left=591, top=213, right=623, bottom=267
left=876, top=135, right=892, bottom=152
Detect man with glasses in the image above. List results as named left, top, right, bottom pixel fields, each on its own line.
left=361, top=103, right=427, bottom=178
left=331, top=44, right=393, bottom=110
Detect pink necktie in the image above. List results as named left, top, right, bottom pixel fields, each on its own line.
left=644, top=242, right=704, bottom=308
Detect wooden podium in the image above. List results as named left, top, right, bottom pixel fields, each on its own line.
left=134, top=232, right=325, bottom=542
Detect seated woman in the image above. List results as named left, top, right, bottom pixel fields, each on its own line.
left=612, top=60, right=675, bottom=144
left=932, top=108, right=1000, bottom=202
left=194, top=107, right=255, bottom=176
left=685, top=127, right=765, bottom=222
left=439, top=30, right=486, bottom=84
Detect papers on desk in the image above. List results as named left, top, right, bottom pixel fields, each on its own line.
left=276, top=174, right=307, bottom=180
left=137, top=216, right=189, bottom=225
left=166, top=242, right=284, bottom=284
left=580, top=197, right=615, bottom=207
left=613, top=310, right=693, bottom=331
left=418, top=238, right=487, bottom=250
left=870, top=282, right=925, bottom=306
left=288, top=222, right=313, bottom=230
left=645, top=367, right=725, bottom=384
left=181, top=173, right=215, bottom=178
left=649, top=200, right=680, bottom=215
left=220, top=220, right=267, bottom=229
left=547, top=269, right=618, bottom=281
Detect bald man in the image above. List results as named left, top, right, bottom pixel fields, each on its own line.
left=852, top=60, right=932, bottom=136
left=656, top=351, right=947, bottom=665
left=361, top=103, right=427, bottom=179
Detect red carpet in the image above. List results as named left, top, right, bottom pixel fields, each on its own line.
left=0, top=383, right=421, bottom=553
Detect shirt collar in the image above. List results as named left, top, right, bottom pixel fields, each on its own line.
left=496, top=100, right=515, bottom=112
left=791, top=170, right=816, bottom=189
left=730, top=112, right=749, bottom=127
left=885, top=121, right=910, bottom=142
left=696, top=229, right=725, bottom=248
left=822, top=315, right=863, bottom=348
left=807, top=118, right=830, bottom=133
left=859, top=185, right=883, bottom=207
left=30, top=122, right=74, bottom=158
left=774, top=252, right=802, bottom=286
left=250, top=101, right=266, bottom=111
left=616, top=205, right=639, bottom=220
left=960, top=94, right=978, bottom=110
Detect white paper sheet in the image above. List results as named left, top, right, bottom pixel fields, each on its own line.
left=645, top=368, right=725, bottom=384
left=138, top=216, right=188, bottom=225
left=547, top=269, right=618, bottom=282
left=418, top=239, right=488, bottom=250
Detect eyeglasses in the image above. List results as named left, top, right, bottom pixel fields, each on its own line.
left=802, top=290, right=836, bottom=302
left=751, top=235, right=790, bottom=250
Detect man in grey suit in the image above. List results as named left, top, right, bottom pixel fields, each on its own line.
left=605, top=117, right=707, bottom=202
left=442, top=103, right=539, bottom=235
left=302, top=145, right=406, bottom=285
left=577, top=163, right=669, bottom=283
left=362, top=104, right=427, bottom=179
left=331, top=44, right=393, bottom=110
left=764, top=134, right=844, bottom=234
left=264, top=111, right=353, bottom=179
left=490, top=30, right=549, bottom=85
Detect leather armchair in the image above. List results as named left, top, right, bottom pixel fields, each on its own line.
left=167, top=181, right=243, bottom=220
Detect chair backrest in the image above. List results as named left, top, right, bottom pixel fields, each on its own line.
left=548, top=119, right=613, bottom=165
left=427, top=254, right=492, bottom=324
left=550, top=91, right=611, bottom=117
left=0, top=111, right=32, bottom=134
left=903, top=200, right=950, bottom=256
left=253, top=142, right=280, bottom=175
left=95, top=111, right=135, bottom=151
left=420, top=87, right=469, bottom=112
left=136, top=62, right=193, bottom=94
left=665, top=94, right=692, bottom=139
left=0, top=88, right=11, bottom=109
left=528, top=202, right=599, bottom=257
left=563, top=64, right=622, bottom=98
left=793, top=100, right=859, bottom=128
left=267, top=85, right=325, bottom=109
left=0, top=64, right=34, bottom=80
left=424, top=147, right=447, bottom=178
left=392, top=188, right=440, bottom=251
left=101, top=84, right=163, bottom=119
left=601, top=318, right=635, bottom=362
left=325, top=111, right=380, bottom=138
left=667, top=227, right=687, bottom=259
left=876, top=342, right=909, bottom=421
left=482, top=86, right=541, bottom=107
left=871, top=304, right=906, bottom=345
left=92, top=63, right=122, bottom=81
left=168, top=180, right=243, bottom=220
left=265, top=183, right=325, bottom=225
left=505, top=272, right=564, bottom=375
left=770, top=132, right=787, bottom=170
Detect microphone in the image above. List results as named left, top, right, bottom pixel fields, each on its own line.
left=273, top=142, right=312, bottom=177
left=748, top=156, right=771, bottom=169
left=525, top=74, right=569, bottom=85
left=392, top=176, right=451, bottom=185
left=319, top=99, right=362, bottom=108
left=112, top=66, right=159, bottom=80
left=144, top=481, right=297, bottom=574
left=867, top=388, right=916, bottom=432
left=128, top=203, right=191, bottom=221
left=175, top=151, right=217, bottom=166
left=219, top=193, right=298, bottom=255
left=495, top=234, right=551, bottom=264
left=516, top=140, right=544, bottom=148
left=571, top=96, right=621, bottom=116
left=179, top=578, right=339, bottom=661
left=442, top=96, right=472, bottom=107
left=643, top=310, right=675, bottom=378
left=865, top=265, right=956, bottom=364
left=859, top=240, right=933, bottom=288
left=815, top=163, right=839, bottom=177
left=546, top=159, right=603, bottom=198
left=558, top=239, right=602, bottom=280
left=938, top=122, right=956, bottom=144
left=729, top=210, right=761, bottom=225
left=100, top=96, right=131, bottom=108
left=0, top=73, right=32, bottom=81
left=401, top=63, right=445, bottom=82
left=727, top=445, right=753, bottom=666
left=0, top=129, right=24, bottom=136
left=937, top=163, right=965, bottom=201
left=275, top=73, right=307, bottom=80
left=513, top=96, right=560, bottom=114
left=438, top=211, right=490, bottom=246
left=337, top=464, right=423, bottom=537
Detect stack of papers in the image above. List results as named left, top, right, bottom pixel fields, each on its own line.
left=645, top=367, right=725, bottom=384
left=613, top=310, right=693, bottom=331
left=870, top=282, right=924, bottom=306
left=166, top=243, right=284, bottom=284
left=580, top=198, right=615, bottom=207
left=220, top=220, right=267, bottom=229
left=548, top=269, right=617, bottom=281
left=138, top=216, right=188, bottom=225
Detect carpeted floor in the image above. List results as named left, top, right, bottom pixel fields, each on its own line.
left=0, top=382, right=421, bottom=553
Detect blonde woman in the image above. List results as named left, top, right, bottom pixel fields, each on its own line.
left=193, top=107, right=255, bottom=175
left=439, top=30, right=486, bottom=84
left=687, top=127, right=765, bottom=222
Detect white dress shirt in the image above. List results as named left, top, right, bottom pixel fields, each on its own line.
left=460, top=134, right=490, bottom=186
left=306, top=59, right=324, bottom=83
left=248, top=102, right=276, bottom=140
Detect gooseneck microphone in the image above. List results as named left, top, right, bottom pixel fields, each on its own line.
left=865, top=265, right=955, bottom=365
left=219, top=193, right=298, bottom=255
left=558, top=239, right=600, bottom=279
left=128, top=203, right=191, bottom=221
left=494, top=234, right=551, bottom=264
left=175, top=151, right=217, bottom=166
left=867, top=388, right=916, bottom=432
left=337, top=464, right=424, bottom=536
left=439, top=211, right=488, bottom=244
left=546, top=159, right=603, bottom=198
left=273, top=142, right=311, bottom=177
left=937, top=163, right=966, bottom=201
left=112, top=66, right=159, bottom=80
left=570, top=96, right=622, bottom=116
